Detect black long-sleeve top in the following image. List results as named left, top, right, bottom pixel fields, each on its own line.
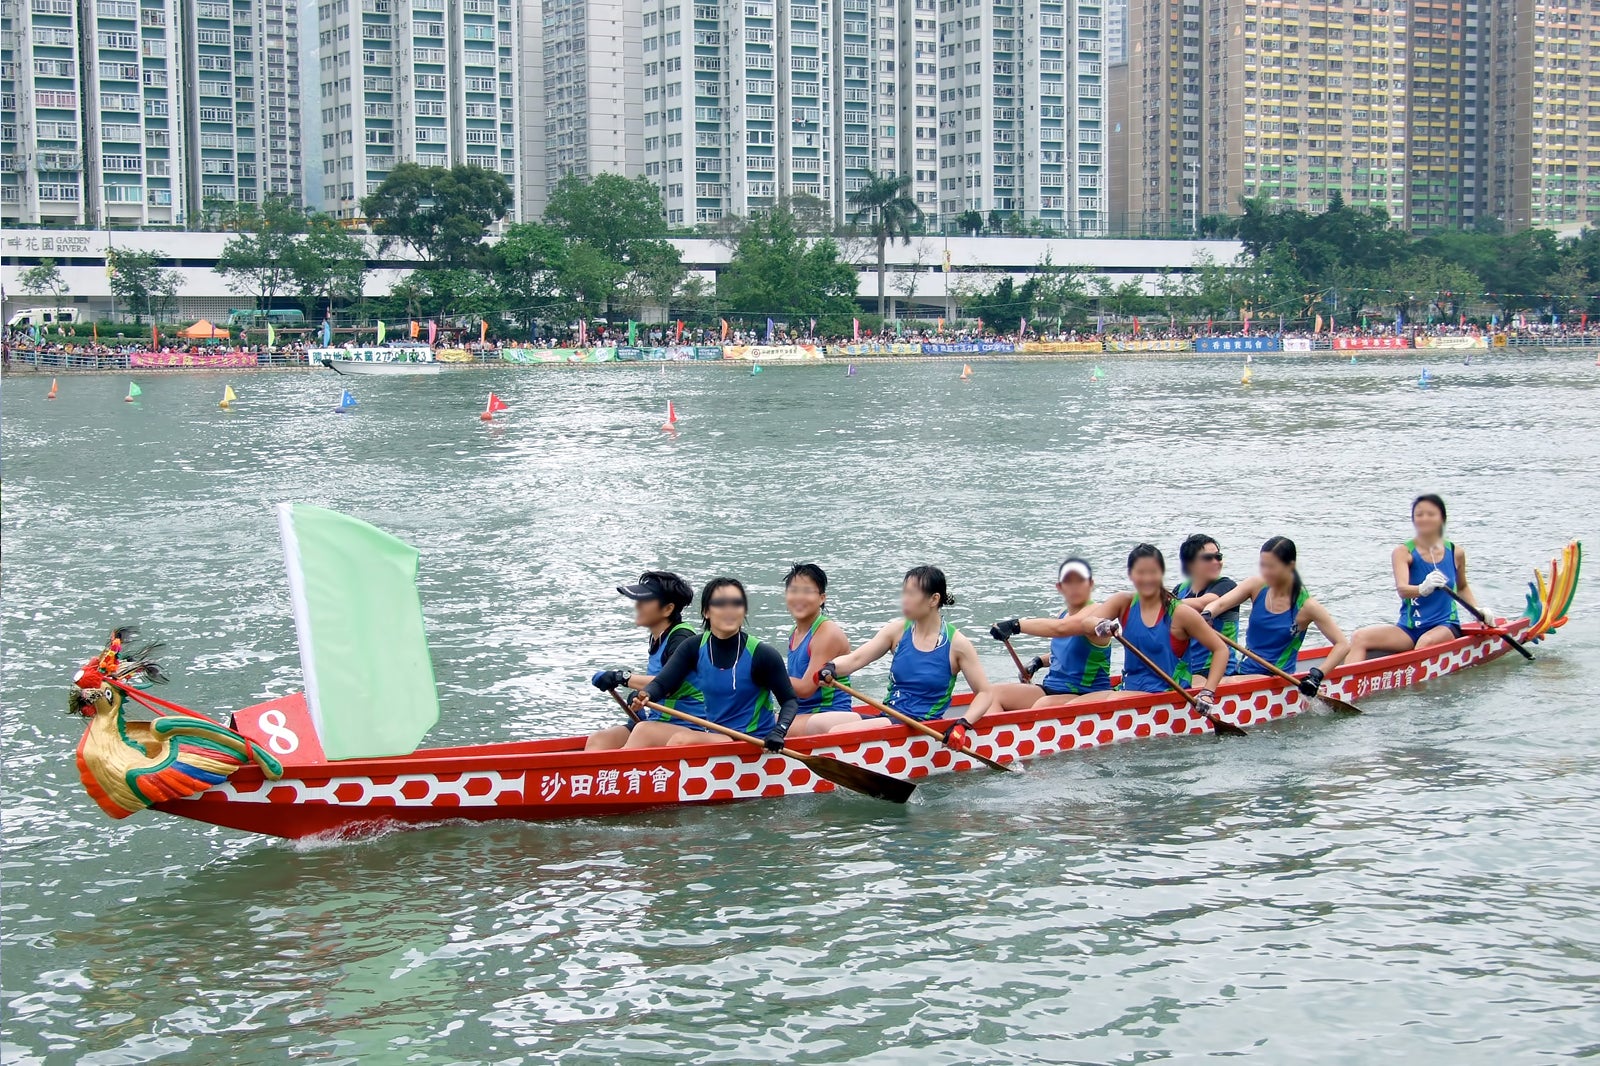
left=645, top=629, right=800, bottom=731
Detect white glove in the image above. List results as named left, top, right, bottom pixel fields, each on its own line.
left=1094, top=617, right=1122, bottom=638
left=1417, top=570, right=1449, bottom=596
left=1476, top=607, right=1497, bottom=628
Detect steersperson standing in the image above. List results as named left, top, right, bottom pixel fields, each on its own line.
left=1203, top=536, right=1353, bottom=695
left=622, top=577, right=801, bottom=751
left=1346, top=494, right=1489, bottom=662
left=1171, top=533, right=1239, bottom=682
left=813, top=565, right=995, bottom=750
left=780, top=563, right=861, bottom=736
left=985, top=557, right=1119, bottom=711
left=585, top=571, right=701, bottom=751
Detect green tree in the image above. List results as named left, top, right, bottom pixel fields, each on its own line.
left=718, top=205, right=860, bottom=333
left=215, top=198, right=306, bottom=310
left=848, top=171, right=922, bottom=319
left=106, top=248, right=181, bottom=324
left=955, top=210, right=984, bottom=237
left=965, top=276, right=1039, bottom=329
left=361, top=163, right=512, bottom=265
left=17, top=258, right=68, bottom=307
left=290, top=215, right=369, bottom=318
left=543, top=173, right=666, bottom=260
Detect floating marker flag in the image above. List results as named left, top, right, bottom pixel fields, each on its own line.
left=335, top=388, right=357, bottom=413
left=125, top=381, right=142, bottom=402
left=220, top=384, right=237, bottom=409
left=960, top=363, right=972, bottom=380
left=47, top=378, right=59, bottom=399
left=847, top=364, right=857, bottom=376
left=276, top=503, right=439, bottom=761
left=480, top=392, right=508, bottom=422
left=750, top=364, right=763, bottom=375
left=427, top=320, right=438, bottom=346
left=376, top=320, right=386, bottom=345
left=661, top=399, right=678, bottom=432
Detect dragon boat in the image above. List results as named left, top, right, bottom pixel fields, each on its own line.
left=68, top=507, right=1581, bottom=842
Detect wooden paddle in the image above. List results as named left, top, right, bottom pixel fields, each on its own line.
left=1442, top=588, right=1535, bottom=661
left=1162, top=586, right=1364, bottom=716
left=1113, top=633, right=1248, bottom=737
left=824, top=679, right=1017, bottom=773
left=609, top=688, right=642, bottom=724
left=1001, top=638, right=1033, bottom=683
left=631, top=697, right=916, bottom=804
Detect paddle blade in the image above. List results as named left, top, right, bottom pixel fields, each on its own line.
left=1315, top=694, right=1364, bottom=715
left=1205, top=713, right=1249, bottom=738
left=793, top=751, right=915, bottom=803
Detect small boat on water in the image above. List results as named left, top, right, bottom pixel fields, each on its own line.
left=310, top=343, right=442, bottom=376
left=66, top=507, right=1581, bottom=842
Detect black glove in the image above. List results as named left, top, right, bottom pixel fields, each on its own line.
left=814, top=661, right=838, bottom=684
left=943, top=718, right=973, bottom=748
left=990, top=618, right=1022, bottom=641
left=762, top=722, right=790, bottom=753
left=1297, top=667, right=1325, bottom=697
left=1024, top=656, right=1045, bottom=681
left=591, top=669, right=630, bottom=691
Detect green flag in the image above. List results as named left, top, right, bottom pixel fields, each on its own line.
left=267, top=323, right=276, bottom=349
left=627, top=320, right=637, bottom=346
left=277, top=503, right=439, bottom=760
left=126, top=381, right=142, bottom=399
left=376, top=320, right=386, bottom=345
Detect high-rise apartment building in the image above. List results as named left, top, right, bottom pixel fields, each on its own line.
left=1103, top=0, right=1124, bottom=62
left=936, top=0, right=1107, bottom=234
left=1492, top=0, right=1600, bottom=230
left=837, top=0, right=941, bottom=222
left=1407, top=0, right=1489, bottom=229
left=2, top=0, right=300, bottom=226
left=1125, top=0, right=1199, bottom=234
left=315, top=0, right=520, bottom=219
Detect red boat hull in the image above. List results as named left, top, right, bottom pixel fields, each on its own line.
left=155, top=621, right=1528, bottom=840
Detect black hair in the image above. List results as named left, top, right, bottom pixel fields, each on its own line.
left=698, top=576, right=749, bottom=628
left=1126, top=543, right=1166, bottom=573
left=903, top=565, right=954, bottom=608
left=642, top=570, right=695, bottom=624
left=783, top=563, right=828, bottom=595
left=1178, top=534, right=1219, bottom=575
left=1260, top=536, right=1306, bottom=605
left=1411, top=493, right=1448, bottom=526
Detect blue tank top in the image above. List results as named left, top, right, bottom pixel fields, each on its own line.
left=648, top=622, right=706, bottom=721
left=690, top=632, right=774, bottom=734
left=1173, top=578, right=1239, bottom=680
left=788, top=615, right=851, bottom=714
left=1399, top=540, right=1460, bottom=630
left=886, top=620, right=958, bottom=721
left=1242, top=586, right=1310, bottom=675
left=1041, top=607, right=1113, bottom=695
left=1120, top=598, right=1184, bottom=693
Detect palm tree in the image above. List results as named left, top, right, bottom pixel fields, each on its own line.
left=848, top=172, right=923, bottom=319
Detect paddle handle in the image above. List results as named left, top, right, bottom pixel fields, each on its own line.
left=1442, top=587, right=1534, bottom=660
left=638, top=698, right=789, bottom=753
left=609, top=688, right=642, bottom=724
left=1113, top=634, right=1202, bottom=710
left=1164, top=585, right=1302, bottom=685
left=1002, top=638, right=1032, bottom=682
left=827, top=679, right=1015, bottom=773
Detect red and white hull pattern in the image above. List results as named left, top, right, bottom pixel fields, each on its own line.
left=159, top=620, right=1536, bottom=840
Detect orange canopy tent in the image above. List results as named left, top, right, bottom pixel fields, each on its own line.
left=179, top=319, right=230, bottom=340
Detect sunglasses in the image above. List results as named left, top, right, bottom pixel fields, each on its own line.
left=706, top=597, right=747, bottom=609
left=1198, top=552, right=1223, bottom=562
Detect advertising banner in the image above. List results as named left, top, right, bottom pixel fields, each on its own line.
left=129, top=350, right=259, bottom=368
left=1415, top=335, right=1488, bottom=350
left=1103, top=338, right=1189, bottom=352
left=921, top=341, right=1015, bottom=355
left=1333, top=336, right=1411, bottom=350
left=830, top=342, right=925, bottom=357
left=435, top=348, right=473, bottom=363
left=1195, top=336, right=1280, bottom=353
left=501, top=348, right=573, bottom=364
left=721, top=344, right=824, bottom=363
left=693, top=345, right=725, bottom=361
left=616, top=347, right=645, bottom=362
left=1281, top=337, right=1313, bottom=352
left=639, top=345, right=697, bottom=361
left=1019, top=341, right=1104, bottom=353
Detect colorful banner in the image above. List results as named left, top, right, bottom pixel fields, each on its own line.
left=1281, top=337, right=1314, bottom=352
left=616, top=347, right=645, bottom=362
left=721, top=344, right=823, bottom=363
left=129, top=350, right=259, bottom=368
left=693, top=346, right=724, bottom=361
left=1195, top=336, right=1280, bottom=353
left=1333, top=336, right=1411, bottom=350
left=830, top=342, right=925, bottom=357
left=1103, top=338, right=1189, bottom=352
left=1415, top=335, right=1488, bottom=350
left=435, top=347, right=473, bottom=363
left=500, top=348, right=574, bottom=364
left=1019, top=340, right=1105, bottom=354
left=921, top=341, right=1015, bottom=355
left=640, top=346, right=697, bottom=361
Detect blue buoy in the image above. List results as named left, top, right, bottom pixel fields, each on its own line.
left=750, top=364, right=763, bottom=375
left=1418, top=369, right=1432, bottom=388
left=847, top=364, right=857, bottom=376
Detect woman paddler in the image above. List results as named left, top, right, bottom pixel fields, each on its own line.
left=623, top=577, right=800, bottom=751
left=985, top=557, right=1119, bottom=710
left=1346, top=494, right=1488, bottom=662
left=1171, top=533, right=1239, bottom=681
left=585, top=570, right=701, bottom=751
left=1078, top=544, right=1229, bottom=715
left=780, top=563, right=861, bottom=736
left=813, top=565, right=995, bottom=749
left=1202, top=536, right=1352, bottom=695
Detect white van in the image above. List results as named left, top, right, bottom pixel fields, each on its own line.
left=7, top=307, right=78, bottom=328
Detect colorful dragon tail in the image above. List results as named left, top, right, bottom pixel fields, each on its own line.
left=1521, top=540, right=1582, bottom=643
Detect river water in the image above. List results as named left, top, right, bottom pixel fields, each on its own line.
left=2, top=352, right=1597, bottom=1064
